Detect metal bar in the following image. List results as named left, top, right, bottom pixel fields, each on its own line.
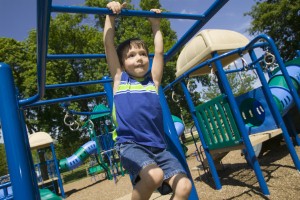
left=50, top=144, right=65, bottom=198
left=46, top=78, right=112, bottom=89
left=164, top=47, right=246, bottom=92
left=0, top=63, right=40, bottom=200
left=47, top=54, right=106, bottom=60
left=24, top=92, right=106, bottom=108
left=244, top=35, right=300, bottom=111
left=19, top=0, right=52, bottom=107
left=165, top=0, right=230, bottom=61
left=70, top=110, right=110, bottom=116
left=158, top=86, right=199, bottom=199
left=103, top=76, right=114, bottom=111
left=249, top=50, right=300, bottom=171
left=179, top=80, right=222, bottom=190
left=51, top=5, right=205, bottom=20
left=47, top=53, right=156, bottom=60
left=163, top=42, right=267, bottom=92
left=212, top=52, right=270, bottom=195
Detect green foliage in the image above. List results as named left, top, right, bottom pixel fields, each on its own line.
left=61, top=165, right=88, bottom=183
left=199, top=64, right=257, bottom=101
left=0, top=144, right=8, bottom=176
left=245, top=0, right=300, bottom=60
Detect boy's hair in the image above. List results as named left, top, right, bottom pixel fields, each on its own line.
left=116, top=38, right=149, bottom=66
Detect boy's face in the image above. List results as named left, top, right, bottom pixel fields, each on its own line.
left=122, top=45, right=149, bottom=78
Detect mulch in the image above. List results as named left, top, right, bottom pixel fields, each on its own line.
left=63, top=136, right=300, bottom=200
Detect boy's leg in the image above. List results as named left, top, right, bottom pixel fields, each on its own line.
left=165, top=174, right=192, bottom=200
left=132, top=164, right=164, bottom=200
left=154, top=149, right=192, bottom=199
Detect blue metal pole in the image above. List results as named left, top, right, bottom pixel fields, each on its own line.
left=284, top=114, right=300, bottom=146
left=249, top=50, right=300, bottom=171
left=103, top=76, right=114, bottom=111
left=46, top=78, right=112, bottom=89
left=212, top=52, right=270, bottom=195
left=245, top=34, right=300, bottom=112
left=50, top=144, right=65, bottom=198
left=18, top=108, right=40, bottom=197
left=19, top=0, right=52, bottom=107
left=158, top=86, right=199, bottom=200
left=52, top=5, right=205, bottom=20
left=24, top=92, right=106, bottom=108
left=47, top=53, right=106, bottom=60
left=165, top=0, right=229, bottom=61
left=179, top=80, right=222, bottom=190
left=0, top=63, right=40, bottom=199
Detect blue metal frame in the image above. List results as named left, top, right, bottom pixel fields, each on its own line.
left=163, top=33, right=300, bottom=195
left=1, top=0, right=229, bottom=197
left=0, top=63, right=40, bottom=199
left=3, top=0, right=297, bottom=199
left=158, top=87, right=198, bottom=199
left=212, top=51, right=270, bottom=195
left=50, top=143, right=65, bottom=198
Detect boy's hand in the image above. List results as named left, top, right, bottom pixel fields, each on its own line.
left=149, top=9, right=162, bottom=26
left=107, top=1, right=127, bottom=14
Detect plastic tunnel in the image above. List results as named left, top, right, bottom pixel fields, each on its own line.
left=239, top=63, right=300, bottom=129
left=268, top=64, right=300, bottom=116
left=59, top=140, right=97, bottom=172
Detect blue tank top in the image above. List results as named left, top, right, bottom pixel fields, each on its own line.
left=112, top=72, right=166, bottom=149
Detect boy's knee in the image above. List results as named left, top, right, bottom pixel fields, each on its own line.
left=140, top=164, right=164, bottom=189
left=173, top=176, right=192, bottom=199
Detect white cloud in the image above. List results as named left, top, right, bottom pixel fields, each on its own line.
left=180, top=9, right=197, bottom=15
left=225, top=12, right=236, bottom=17
left=234, top=20, right=251, bottom=34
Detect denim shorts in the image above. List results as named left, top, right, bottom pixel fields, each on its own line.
left=116, top=142, right=187, bottom=189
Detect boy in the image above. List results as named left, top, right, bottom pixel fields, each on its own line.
left=103, top=1, right=192, bottom=199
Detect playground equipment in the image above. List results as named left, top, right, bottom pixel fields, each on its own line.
left=164, top=28, right=300, bottom=195
left=60, top=103, right=124, bottom=182
left=0, top=132, right=65, bottom=200
left=0, top=175, right=12, bottom=200
left=0, top=0, right=299, bottom=199
left=59, top=140, right=97, bottom=172
left=29, top=132, right=65, bottom=199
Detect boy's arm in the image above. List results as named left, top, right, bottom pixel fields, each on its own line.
left=149, top=10, right=164, bottom=89
left=103, top=1, right=126, bottom=89
left=103, top=15, right=122, bottom=80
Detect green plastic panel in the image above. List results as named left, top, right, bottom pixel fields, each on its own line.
left=195, top=95, right=242, bottom=150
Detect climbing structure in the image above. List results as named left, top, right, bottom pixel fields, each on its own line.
left=0, top=0, right=299, bottom=199
left=164, top=28, right=300, bottom=195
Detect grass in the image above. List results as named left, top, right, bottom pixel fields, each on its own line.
left=61, top=165, right=88, bottom=184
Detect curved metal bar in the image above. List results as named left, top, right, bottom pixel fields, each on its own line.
left=163, top=41, right=268, bottom=92
left=245, top=34, right=300, bottom=111
left=165, top=0, right=229, bottom=62
left=19, top=0, right=52, bottom=107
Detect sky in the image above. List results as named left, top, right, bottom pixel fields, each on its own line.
left=0, top=0, right=257, bottom=41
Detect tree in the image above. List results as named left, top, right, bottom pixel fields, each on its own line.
left=0, top=0, right=201, bottom=156
left=199, top=63, right=257, bottom=102
left=245, top=0, right=300, bottom=61
left=0, top=144, right=8, bottom=176
left=1, top=13, right=106, bottom=157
